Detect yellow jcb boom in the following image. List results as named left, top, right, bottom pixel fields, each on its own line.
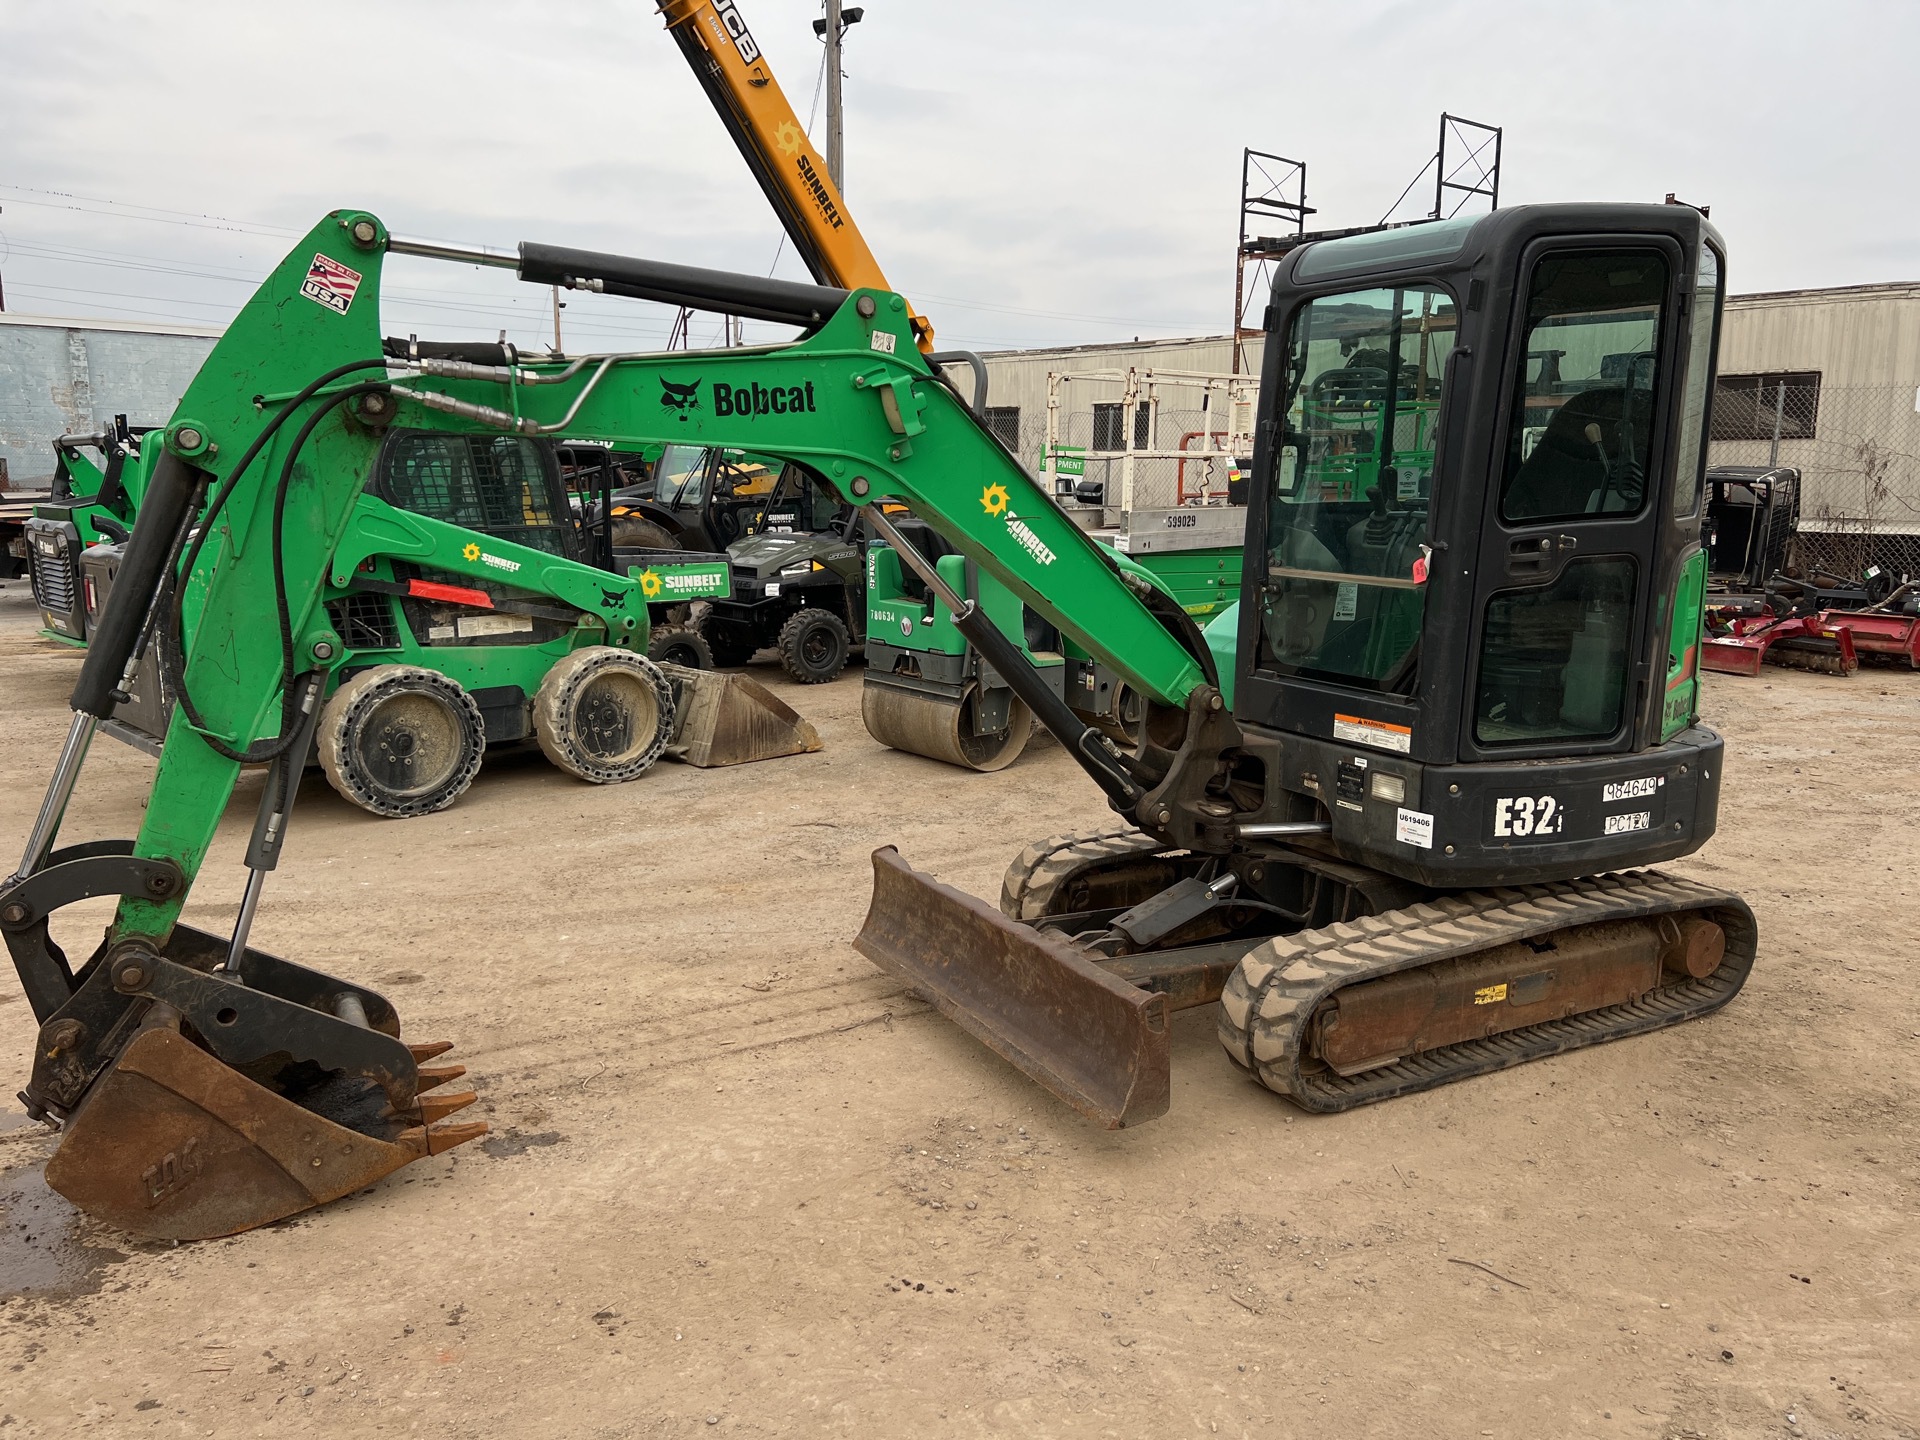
left=657, top=0, right=934, bottom=353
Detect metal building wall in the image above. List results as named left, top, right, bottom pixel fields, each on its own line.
left=1709, top=285, right=1920, bottom=539
left=0, top=315, right=221, bottom=488
left=965, top=334, right=1260, bottom=474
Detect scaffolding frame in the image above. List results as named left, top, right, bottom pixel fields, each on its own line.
left=1232, top=150, right=1312, bottom=375
left=1043, top=367, right=1260, bottom=511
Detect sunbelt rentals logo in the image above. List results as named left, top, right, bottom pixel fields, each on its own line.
left=978, top=482, right=1054, bottom=567
left=460, top=540, right=520, bottom=574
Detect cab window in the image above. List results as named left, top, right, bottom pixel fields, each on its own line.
left=1258, top=285, right=1455, bottom=691
left=1501, top=253, right=1667, bottom=522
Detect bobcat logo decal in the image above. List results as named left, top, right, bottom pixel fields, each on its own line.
left=659, top=377, right=702, bottom=418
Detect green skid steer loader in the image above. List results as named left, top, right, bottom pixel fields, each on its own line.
left=26, top=380, right=818, bottom=818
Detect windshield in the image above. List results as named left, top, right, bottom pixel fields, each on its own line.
left=653, top=444, right=709, bottom=508
left=1258, top=284, right=1455, bottom=690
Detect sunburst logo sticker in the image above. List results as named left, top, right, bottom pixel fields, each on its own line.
left=980, top=482, right=1010, bottom=517
left=773, top=120, right=804, bottom=157
left=462, top=542, right=481, bottom=561
left=638, top=569, right=663, bottom=599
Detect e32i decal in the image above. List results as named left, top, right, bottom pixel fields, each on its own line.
left=1492, top=795, right=1564, bottom=838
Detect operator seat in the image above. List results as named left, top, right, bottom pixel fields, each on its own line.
left=1504, top=386, right=1653, bottom=521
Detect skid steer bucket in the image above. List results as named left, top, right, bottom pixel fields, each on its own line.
left=660, top=662, right=823, bottom=767
left=854, top=847, right=1170, bottom=1128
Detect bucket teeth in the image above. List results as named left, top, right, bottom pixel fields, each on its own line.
left=416, top=1088, right=479, bottom=1124
left=407, top=1040, right=455, bottom=1062
left=420, top=1119, right=490, bottom=1156
left=415, top=1063, right=468, bottom=1092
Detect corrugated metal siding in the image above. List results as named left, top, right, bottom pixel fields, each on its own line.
left=1718, top=286, right=1920, bottom=386
left=0, top=320, right=218, bottom=487
left=1712, top=287, right=1920, bottom=532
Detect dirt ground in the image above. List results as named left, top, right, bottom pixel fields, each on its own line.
left=0, top=576, right=1914, bottom=1440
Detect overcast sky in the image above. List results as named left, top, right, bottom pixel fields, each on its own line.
left=2, top=1, right=1913, bottom=355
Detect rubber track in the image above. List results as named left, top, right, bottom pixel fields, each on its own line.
left=999, top=824, right=1168, bottom=921
left=1216, top=870, right=1758, bottom=1113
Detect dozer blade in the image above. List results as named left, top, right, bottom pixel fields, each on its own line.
left=659, top=662, right=823, bottom=767
left=43, top=1025, right=484, bottom=1242
left=854, top=847, right=1169, bottom=1128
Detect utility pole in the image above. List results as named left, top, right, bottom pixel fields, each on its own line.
left=814, top=3, right=863, bottom=194
left=551, top=284, right=564, bottom=352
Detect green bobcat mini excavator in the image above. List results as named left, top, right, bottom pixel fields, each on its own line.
left=4, top=196, right=1751, bottom=1239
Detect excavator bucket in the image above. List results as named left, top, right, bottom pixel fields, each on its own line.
left=44, top=1025, right=484, bottom=1241
left=854, top=847, right=1170, bottom=1128
left=17, top=921, right=485, bottom=1242
left=660, top=662, right=823, bottom=767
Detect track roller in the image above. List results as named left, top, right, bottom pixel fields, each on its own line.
left=862, top=680, right=1033, bottom=772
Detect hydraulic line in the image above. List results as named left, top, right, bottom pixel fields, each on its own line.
left=164, top=374, right=390, bottom=765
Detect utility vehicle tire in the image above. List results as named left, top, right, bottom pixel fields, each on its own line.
left=697, top=612, right=762, bottom=668
left=647, top=624, right=715, bottom=670
left=534, top=646, right=674, bottom=784
left=611, top=516, right=676, bottom=551
left=317, top=665, right=487, bottom=818
left=777, top=608, right=851, bottom=684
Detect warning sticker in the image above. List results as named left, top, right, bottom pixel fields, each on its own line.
left=300, top=253, right=364, bottom=315
left=1333, top=713, right=1412, bottom=755
left=1473, top=983, right=1508, bottom=1005
left=1395, top=807, right=1434, bottom=849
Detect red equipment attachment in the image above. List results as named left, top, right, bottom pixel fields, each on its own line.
left=1815, top=609, right=1920, bottom=668
left=1703, top=613, right=1859, bottom=677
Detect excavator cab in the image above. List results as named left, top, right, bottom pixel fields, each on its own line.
left=1239, top=203, right=1727, bottom=884
left=857, top=205, right=1754, bottom=1128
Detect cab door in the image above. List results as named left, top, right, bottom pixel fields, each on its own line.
left=1461, top=240, right=1687, bottom=762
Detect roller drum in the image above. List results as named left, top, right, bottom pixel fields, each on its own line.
left=862, top=681, right=1032, bottom=772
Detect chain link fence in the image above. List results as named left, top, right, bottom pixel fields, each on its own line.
left=1708, top=379, right=1920, bottom=577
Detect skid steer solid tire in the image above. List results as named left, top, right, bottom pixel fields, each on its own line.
left=317, top=665, right=487, bottom=818
left=647, top=624, right=715, bottom=671
left=534, top=646, right=674, bottom=783
left=777, top=608, right=851, bottom=684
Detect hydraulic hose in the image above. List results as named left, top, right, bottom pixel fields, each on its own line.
left=161, top=361, right=390, bottom=765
